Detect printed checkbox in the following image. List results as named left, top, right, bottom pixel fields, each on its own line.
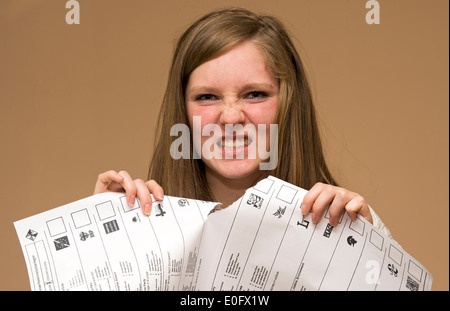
left=95, top=201, right=115, bottom=221
left=388, top=244, right=403, bottom=266
left=408, top=260, right=423, bottom=282
left=349, top=217, right=365, bottom=236
left=252, top=178, right=274, bottom=194
left=46, top=217, right=66, bottom=237
left=276, top=185, right=297, bottom=204
left=71, top=209, right=91, bottom=228
left=120, top=195, right=140, bottom=212
left=369, top=229, right=384, bottom=251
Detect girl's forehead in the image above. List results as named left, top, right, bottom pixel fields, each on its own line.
left=186, top=41, right=276, bottom=91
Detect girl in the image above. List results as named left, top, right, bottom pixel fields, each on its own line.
left=94, top=7, right=391, bottom=237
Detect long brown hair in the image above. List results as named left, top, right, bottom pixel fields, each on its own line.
left=148, top=7, right=337, bottom=201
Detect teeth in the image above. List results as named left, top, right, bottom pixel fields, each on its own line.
left=220, top=137, right=251, bottom=149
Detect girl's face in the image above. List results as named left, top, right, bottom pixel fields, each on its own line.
left=185, top=40, right=279, bottom=181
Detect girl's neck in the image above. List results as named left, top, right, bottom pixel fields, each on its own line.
left=205, top=169, right=269, bottom=207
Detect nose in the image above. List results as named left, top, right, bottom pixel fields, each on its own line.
left=219, top=98, right=245, bottom=125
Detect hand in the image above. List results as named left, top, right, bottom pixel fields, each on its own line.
left=301, top=183, right=373, bottom=226
left=93, top=170, right=164, bottom=215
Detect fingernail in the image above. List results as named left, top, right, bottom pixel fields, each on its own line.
left=144, top=204, right=151, bottom=215
left=301, top=204, right=307, bottom=215
left=156, top=194, right=163, bottom=201
left=128, top=195, right=135, bottom=206
left=311, top=213, right=318, bottom=223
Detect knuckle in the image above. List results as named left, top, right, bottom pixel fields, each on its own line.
left=354, top=195, right=365, bottom=204
left=323, top=186, right=335, bottom=197
left=315, top=182, right=325, bottom=190
left=338, top=189, right=347, bottom=197
left=347, top=205, right=360, bottom=213
left=337, top=189, right=349, bottom=200
left=145, top=179, right=158, bottom=187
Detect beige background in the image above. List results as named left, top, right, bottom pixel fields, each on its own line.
left=0, top=0, right=448, bottom=290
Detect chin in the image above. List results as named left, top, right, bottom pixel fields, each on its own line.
left=206, top=158, right=264, bottom=180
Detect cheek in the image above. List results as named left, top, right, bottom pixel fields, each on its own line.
left=187, top=105, right=221, bottom=158
left=246, top=100, right=278, bottom=125
left=246, top=100, right=278, bottom=150
left=187, top=104, right=221, bottom=133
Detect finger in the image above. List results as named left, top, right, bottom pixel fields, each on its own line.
left=94, top=170, right=124, bottom=194
left=134, top=179, right=153, bottom=216
left=310, top=187, right=336, bottom=223
left=106, top=181, right=127, bottom=192
left=117, top=170, right=137, bottom=206
left=145, top=179, right=164, bottom=201
left=345, top=195, right=373, bottom=224
left=301, top=182, right=325, bottom=215
left=328, top=190, right=353, bottom=226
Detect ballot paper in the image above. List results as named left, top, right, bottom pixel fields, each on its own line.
left=14, top=176, right=433, bottom=291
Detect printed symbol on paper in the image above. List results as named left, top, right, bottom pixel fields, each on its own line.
left=79, top=230, right=94, bottom=241
left=103, top=219, right=119, bottom=234
left=297, top=217, right=310, bottom=229
left=273, top=206, right=286, bottom=219
left=388, top=263, right=398, bottom=277
left=247, top=193, right=263, bottom=209
left=323, top=223, right=333, bottom=238
left=347, top=236, right=357, bottom=247
left=406, top=275, right=419, bottom=291
left=25, top=229, right=38, bottom=241
left=80, top=231, right=89, bottom=241
left=132, top=212, right=141, bottom=223
left=54, top=236, right=70, bottom=251
left=156, top=203, right=166, bottom=216
left=178, top=199, right=189, bottom=207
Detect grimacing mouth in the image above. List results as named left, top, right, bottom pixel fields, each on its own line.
left=217, top=134, right=253, bottom=150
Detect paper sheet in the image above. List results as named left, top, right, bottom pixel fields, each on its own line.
left=14, top=176, right=433, bottom=291
left=14, top=193, right=217, bottom=291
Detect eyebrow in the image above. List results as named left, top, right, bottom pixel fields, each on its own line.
left=186, top=83, right=277, bottom=95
